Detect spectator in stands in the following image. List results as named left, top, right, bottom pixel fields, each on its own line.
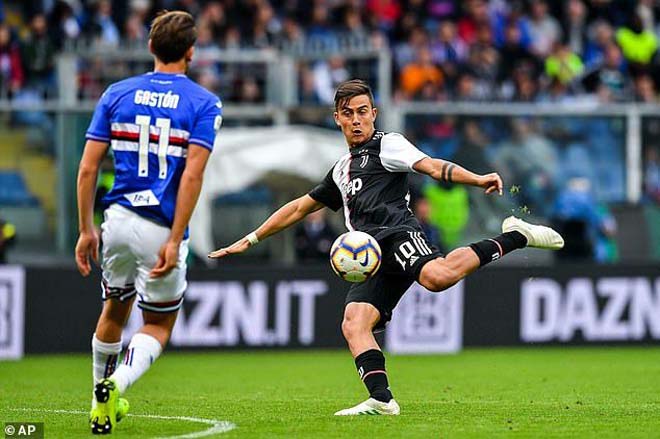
left=644, top=146, right=660, bottom=204
left=0, top=24, right=23, bottom=98
left=199, top=1, right=227, bottom=40
left=427, top=0, right=458, bottom=23
left=124, top=13, right=148, bottom=44
left=431, top=21, right=467, bottom=84
left=511, top=68, right=539, bottom=102
left=299, top=65, right=322, bottom=104
left=498, top=20, right=537, bottom=82
left=413, top=197, right=443, bottom=252
left=464, top=44, right=499, bottom=100
left=85, top=0, right=120, bottom=47
left=581, top=43, right=630, bottom=102
left=634, top=73, right=658, bottom=102
left=48, top=0, right=82, bottom=48
left=453, top=118, right=493, bottom=176
left=313, top=55, right=349, bottom=104
left=492, top=0, right=531, bottom=50
left=394, top=26, right=429, bottom=70
left=399, top=46, right=444, bottom=99
left=222, top=25, right=242, bottom=49
left=248, top=1, right=279, bottom=49
left=366, top=0, right=402, bottom=33
left=583, top=19, right=614, bottom=67
left=528, top=0, right=562, bottom=58
left=238, top=77, right=262, bottom=103
left=306, top=3, right=337, bottom=50
left=126, top=0, right=151, bottom=32
left=457, top=0, right=491, bottom=45
left=21, top=14, right=56, bottom=96
left=563, top=0, right=589, bottom=56
left=294, top=209, right=338, bottom=261
left=494, top=118, right=558, bottom=215
left=636, top=0, right=657, bottom=32
left=0, top=216, right=16, bottom=264
left=341, top=7, right=368, bottom=46
left=454, top=71, right=482, bottom=101
left=545, top=41, right=584, bottom=85
left=552, top=176, right=617, bottom=262
left=415, top=80, right=445, bottom=101
left=616, top=13, right=658, bottom=66
left=432, top=20, right=467, bottom=64
left=537, top=77, right=572, bottom=103
left=278, top=15, right=305, bottom=51
left=192, top=20, right=222, bottom=74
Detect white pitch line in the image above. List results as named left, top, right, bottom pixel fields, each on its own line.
left=9, top=408, right=236, bottom=438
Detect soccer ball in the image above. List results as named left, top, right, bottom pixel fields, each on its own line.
left=329, top=231, right=382, bottom=283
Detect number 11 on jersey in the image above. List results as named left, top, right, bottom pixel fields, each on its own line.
left=135, top=115, right=171, bottom=179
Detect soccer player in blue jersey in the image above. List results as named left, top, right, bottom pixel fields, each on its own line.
left=75, top=11, right=222, bottom=434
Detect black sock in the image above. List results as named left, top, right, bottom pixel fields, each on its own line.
left=355, top=349, right=392, bottom=403
left=469, top=231, right=527, bottom=267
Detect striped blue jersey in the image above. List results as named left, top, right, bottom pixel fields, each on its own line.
left=86, top=72, right=222, bottom=236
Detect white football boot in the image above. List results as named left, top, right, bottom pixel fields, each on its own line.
left=502, top=216, right=564, bottom=250
left=334, top=398, right=400, bottom=416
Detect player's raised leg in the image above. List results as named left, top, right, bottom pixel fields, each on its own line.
left=334, top=303, right=400, bottom=416
left=419, top=216, right=564, bottom=293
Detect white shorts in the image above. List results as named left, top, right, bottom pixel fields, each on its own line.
left=100, top=203, right=188, bottom=313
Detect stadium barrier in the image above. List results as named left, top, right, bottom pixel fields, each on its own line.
left=1, top=263, right=658, bottom=359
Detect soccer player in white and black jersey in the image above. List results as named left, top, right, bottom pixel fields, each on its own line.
left=209, top=79, right=564, bottom=416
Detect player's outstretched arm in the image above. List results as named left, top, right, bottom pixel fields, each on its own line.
left=150, top=144, right=211, bottom=278
left=75, top=140, right=109, bottom=276
left=208, top=194, right=325, bottom=259
left=413, top=157, right=503, bottom=195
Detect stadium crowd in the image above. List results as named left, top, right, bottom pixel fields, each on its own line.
left=2, top=0, right=660, bottom=103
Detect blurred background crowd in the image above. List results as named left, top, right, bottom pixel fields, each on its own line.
left=3, top=0, right=660, bottom=103
left=0, top=0, right=659, bottom=266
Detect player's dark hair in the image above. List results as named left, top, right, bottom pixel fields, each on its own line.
left=149, top=10, right=197, bottom=64
left=334, top=79, right=375, bottom=110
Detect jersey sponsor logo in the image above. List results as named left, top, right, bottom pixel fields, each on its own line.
left=133, top=89, right=180, bottom=109
left=124, top=189, right=160, bottom=207
left=346, top=178, right=363, bottom=196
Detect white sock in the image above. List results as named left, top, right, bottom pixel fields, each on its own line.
left=92, top=333, right=122, bottom=384
left=111, top=333, right=163, bottom=394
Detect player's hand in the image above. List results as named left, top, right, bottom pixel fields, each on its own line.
left=208, top=237, right=251, bottom=259
left=150, top=240, right=180, bottom=278
left=478, top=172, right=503, bottom=196
left=75, top=230, right=99, bottom=277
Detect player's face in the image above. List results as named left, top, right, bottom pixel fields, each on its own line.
left=334, top=95, right=377, bottom=147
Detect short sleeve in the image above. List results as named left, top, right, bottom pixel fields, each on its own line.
left=379, top=132, right=429, bottom=173
left=189, top=96, right=223, bottom=151
left=309, top=167, right=343, bottom=211
left=85, top=87, right=113, bottom=142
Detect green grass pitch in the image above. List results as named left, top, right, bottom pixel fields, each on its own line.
left=1, top=347, right=659, bottom=438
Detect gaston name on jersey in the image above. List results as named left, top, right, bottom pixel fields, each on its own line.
left=86, top=72, right=223, bottom=235
left=309, top=131, right=429, bottom=239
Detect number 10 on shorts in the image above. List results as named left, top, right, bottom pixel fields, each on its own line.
left=394, top=232, right=433, bottom=269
